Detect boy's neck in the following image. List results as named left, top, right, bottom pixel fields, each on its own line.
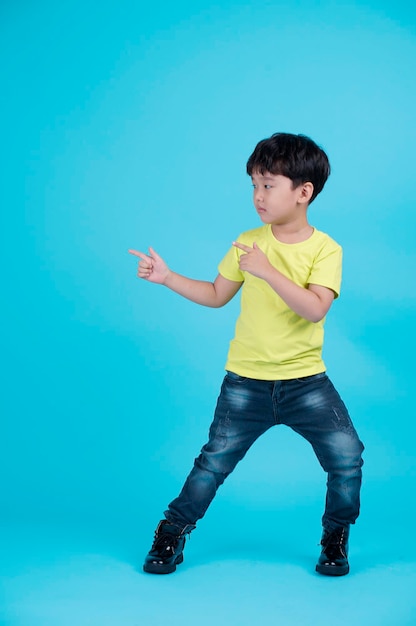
left=271, top=221, right=314, bottom=244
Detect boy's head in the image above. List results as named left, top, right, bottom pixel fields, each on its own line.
left=246, top=133, right=330, bottom=204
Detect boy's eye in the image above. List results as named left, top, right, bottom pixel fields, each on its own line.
left=251, top=183, right=272, bottom=189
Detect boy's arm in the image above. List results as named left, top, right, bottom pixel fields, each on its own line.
left=129, top=247, right=242, bottom=308
left=233, top=242, right=334, bottom=322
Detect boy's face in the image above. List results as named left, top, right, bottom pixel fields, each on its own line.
left=250, top=171, right=309, bottom=226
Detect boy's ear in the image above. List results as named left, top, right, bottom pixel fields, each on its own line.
left=298, top=182, right=314, bottom=203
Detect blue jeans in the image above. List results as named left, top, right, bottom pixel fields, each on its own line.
left=166, top=372, right=364, bottom=532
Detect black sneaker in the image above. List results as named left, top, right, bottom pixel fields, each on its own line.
left=316, top=526, right=350, bottom=576
left=143, top=520, right=188, bottom=574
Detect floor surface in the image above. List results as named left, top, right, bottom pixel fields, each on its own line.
left=2, top=500, right=415, bottom=626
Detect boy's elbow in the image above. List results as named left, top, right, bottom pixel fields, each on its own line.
left=201, top=294, right=227, bottom=308
left=308, top=313, right=325, bottom=323
left=306, top=286, right=334, bottom=323
left=209, top=298, right=228, bottom=309
left=307, top=305, right=330, bottom=323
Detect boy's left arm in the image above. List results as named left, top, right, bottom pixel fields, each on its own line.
left=233, top=241, right=334, bottom=323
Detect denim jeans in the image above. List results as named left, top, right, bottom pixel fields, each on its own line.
left=165, top=372, right=364, bottom=533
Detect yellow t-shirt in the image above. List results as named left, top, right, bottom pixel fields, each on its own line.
left=218, top=225, right=342, bottom=380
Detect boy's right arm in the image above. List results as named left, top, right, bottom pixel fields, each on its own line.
left=128, top=247, right=242, bottom=308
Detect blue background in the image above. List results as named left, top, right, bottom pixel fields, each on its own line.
left=1, top=1, right=415, bottom=624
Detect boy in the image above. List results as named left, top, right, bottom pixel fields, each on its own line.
left=129, top=132, right=364, bottom=577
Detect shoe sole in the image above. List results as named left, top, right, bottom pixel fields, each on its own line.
left=143, top=553, right=184, bottom=575
left=315, top=563, right=349, bottom=576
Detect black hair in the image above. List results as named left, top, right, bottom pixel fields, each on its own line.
left=246, top=132, right=330, bottom=203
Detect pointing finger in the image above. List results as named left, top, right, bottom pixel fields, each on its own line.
left=128, top=249, right=152, bottom=261
left=232, top=241, right=252, bottom=252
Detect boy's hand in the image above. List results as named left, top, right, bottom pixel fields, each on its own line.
left=128, top=247, right=170, bottom=284
left=233, top=241, right=273, bottom=280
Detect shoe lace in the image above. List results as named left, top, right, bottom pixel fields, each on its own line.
left=152, top=531, right=181, bottom=556
left=322, top=528, right=347, bottom=558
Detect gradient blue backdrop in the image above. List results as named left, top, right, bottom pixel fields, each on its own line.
left=1, top=1, right=415, bottom=624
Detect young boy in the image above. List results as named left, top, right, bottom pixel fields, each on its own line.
left=129, top=132, right=364, bottom=577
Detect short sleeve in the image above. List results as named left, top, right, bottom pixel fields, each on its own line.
left=218, top=240, right=245, bottom=282
left=307, top=243, right=343, bottom=298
